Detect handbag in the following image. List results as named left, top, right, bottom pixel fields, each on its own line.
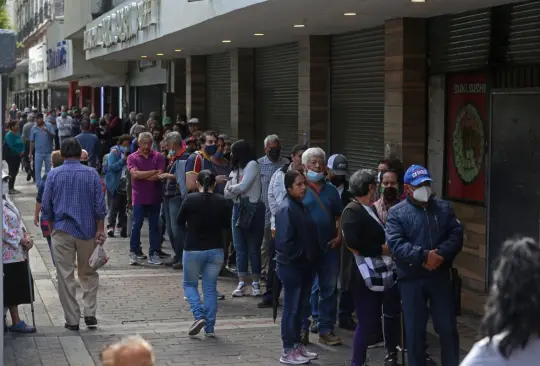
left=236, top=196, right=258, bottom=230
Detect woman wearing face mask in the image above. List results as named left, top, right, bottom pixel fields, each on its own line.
left=224, top=140, right=265, bottom=297
left=341, top=169, right=395, bottom=366
left=105, top=135, right=132, bottom=238
left=2, top=171, right=36, bottom=333
left=4, top=120, right=25, bottom=194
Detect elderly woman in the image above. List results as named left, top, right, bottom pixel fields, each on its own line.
left=276, top=169, right=319, bottom=364
left=341, top=169, right=396, bottom=366
left=225, top=140, right=265, bottom=297
left=300, top=147, right=343, bottom=346
left=461, top=237, right=540, bottom=365
left=2, top=171, right=36, bottom=333
left=4, top=120, right=25, bottom=194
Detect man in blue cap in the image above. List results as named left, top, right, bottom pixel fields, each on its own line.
left=386, top=165, right=463, bottom=366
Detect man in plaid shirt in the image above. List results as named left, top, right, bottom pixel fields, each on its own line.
left=257, top=135, right=289, bottom=275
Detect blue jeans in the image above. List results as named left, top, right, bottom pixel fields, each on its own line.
left=183, top=249, right=224, bottom=333
left=277, top=264, right=313, bottom=351
left=302, top=248, right=340, bottom=335
left=129, top=203, right=161, bottom=256
left=163, top=196, right=185, bottom=263
left=34, top=152, right=51, bottom=187
left=400, top=276, right=460, bottom=366
left=231, top=202, right=265, bottom=277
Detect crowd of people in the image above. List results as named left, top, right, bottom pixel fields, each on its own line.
left=7, top=102, right=533, bottom=366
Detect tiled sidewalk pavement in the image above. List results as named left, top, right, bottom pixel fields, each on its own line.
left=4, top=171, right=472, bottom=365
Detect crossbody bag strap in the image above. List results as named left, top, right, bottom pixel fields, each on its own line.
left=307, top=186, right=332, bottom=221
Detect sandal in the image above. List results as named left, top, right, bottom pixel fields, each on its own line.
left=8, top=320, right=36, bottom=333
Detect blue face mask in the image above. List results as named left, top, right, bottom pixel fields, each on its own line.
left=205, top=145, right=218, bottom=156
left=214, top=151, right=223, bottom=159
left=119, top=146, right=127, bottom=153
left=306, top=170, right=325, bottom=182
left=169, top=149, right=175, bottom=156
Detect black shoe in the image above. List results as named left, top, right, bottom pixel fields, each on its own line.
left=26, top=172, right=32, bottom=181
left=156, top=249, right=171, bottom=258
left=172, top=262, right=183, bottom=270
left=426, top=355, right=437, bottom=366
left=64, top=323, right=80, bottom=331
left=310, top=321, right=318, bottom=334
left=339, top=317, right=357, bottom=331
left=120, top=228, right=128, bottom=238
left=257, top=299, right=273, bottom=308
left=84, top=316, right=97, bottom=329
left=136, top=251, right=148, bottom=260
left=384, top=352, right=399, bottom=366
left=107, top=229, right=115, bottom=237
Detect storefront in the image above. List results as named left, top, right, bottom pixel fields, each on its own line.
left=255, top=42, right=299, bottom=154
left=28, top=43, right=49, bottom=110
left=129, top=60, right=166, bottom=119
left=206, top=52, right=231, bottom=136
left=330, top=26, right=385, bottom=172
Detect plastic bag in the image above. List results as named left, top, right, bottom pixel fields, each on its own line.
left=89, top=245, right=109, bottom=270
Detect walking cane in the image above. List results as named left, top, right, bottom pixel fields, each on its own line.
left=26, top=246, right=36, bottom=329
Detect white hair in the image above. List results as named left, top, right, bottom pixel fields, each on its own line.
left=138, top=131, right=153, bottom=143
left=264, top=134, right=280, bottom=147
left=302, top=147, right=326, bottom=165
left=165, top=131, right=183, bottom=147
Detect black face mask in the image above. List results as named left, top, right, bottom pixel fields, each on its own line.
left=330, top=176, right=345, bottom=187
left=268, top=147, right=281, bottom=161
left=80, top=161, right=89, bottom=166
left=382, top=186, right=398, bottom=203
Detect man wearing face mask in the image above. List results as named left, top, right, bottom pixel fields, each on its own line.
left=185, top=131, right=227, bottom=192
left=386, top=165, right=463, bottom=366
left=56, top=109, right=73, bottom=146
left=258, top=135, right=289, bottom=277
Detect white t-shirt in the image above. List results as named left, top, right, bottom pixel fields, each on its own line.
left=461, top=334, right=540, bottom=366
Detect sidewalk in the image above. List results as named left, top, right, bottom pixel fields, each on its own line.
left=4, top=170, right=472, bottom=365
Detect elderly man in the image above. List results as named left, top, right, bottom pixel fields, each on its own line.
left=29, top=113, right=55, bottom=187
left=101, top=335, right=155, bottom=366
left=387, top=165, right=463, bottom=366
left=258, top=134, right=289, bottom=277
left=41, top=138, right=107, bottom=331
left=56, top=108, right=73, bottom=146
left=127, top=132, right=167, bottom=266
left=300, top=147, right=343, bottom=346
left=76, top=119, right=99, bottom=167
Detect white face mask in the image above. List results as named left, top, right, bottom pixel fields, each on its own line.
left=2, top=180, right=9, bottom=196
left=413, top=186, right=432, bottom=203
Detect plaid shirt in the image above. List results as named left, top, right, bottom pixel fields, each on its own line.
left=257, top=155, right=289, bottom=227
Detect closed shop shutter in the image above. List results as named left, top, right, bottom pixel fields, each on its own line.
left=429, top=9, right=491, bottom=74
left=330, top=26, right=385, bottom=172
left=255, top=43, right=299, bottom=154
left=206, top=52, right=231, bottom=136
left=137, top=85, right=163, bottom=119
left=508, top=0, right=540, bottom=64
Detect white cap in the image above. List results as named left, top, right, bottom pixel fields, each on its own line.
left=188, top=118, right=199, bottom=125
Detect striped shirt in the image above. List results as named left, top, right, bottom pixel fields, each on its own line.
left=41, top=160, right=107, bottom=240
left=257, top=155, right=289, bottom=227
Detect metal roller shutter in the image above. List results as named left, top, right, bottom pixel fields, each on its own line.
left=138, top=85, right=163, bottom=119
left=429, top=9, right=491, bottom=74
left=508, top=0, right=540, bottom=64
left=206, top=52, right=231, bottom=136
left=330, top=26, right=385, bottom=172
left=255, top=43, right=299, bottom=154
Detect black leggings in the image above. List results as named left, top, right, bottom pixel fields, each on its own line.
left=6, top=154, right=21, bottom=190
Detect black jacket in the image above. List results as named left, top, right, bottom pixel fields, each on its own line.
left=342, top=200, right=386, bottom=257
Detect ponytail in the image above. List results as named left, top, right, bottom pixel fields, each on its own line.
left=197, top=169, right=216, bottom=198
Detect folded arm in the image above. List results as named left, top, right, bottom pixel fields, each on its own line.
left=436, top=208, right=464, bottom=262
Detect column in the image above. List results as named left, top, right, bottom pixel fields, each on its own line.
left=298, top=36, right=330, bottom=148
left=185, top=55, right=206, bottom=127
left=173, top=59, right=186, bottom=119
left=230, top=48, right=255, bottom=144
left=384, top=18, right=427, bottom=167
left=68, top=81, right=78, bottom=109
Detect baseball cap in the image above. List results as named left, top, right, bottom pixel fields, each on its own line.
left=404, top=165, right=432, bottom=186
left=162, top=117, right=173, bottom=126
left=327, top=154, right=349, bottom=176
left=188, top=118, right=199, bottom=125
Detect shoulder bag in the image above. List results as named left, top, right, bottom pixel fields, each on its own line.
left=235, top=163, right=261, bottom=231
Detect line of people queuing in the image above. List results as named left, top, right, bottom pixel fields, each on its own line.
left=6, top=101, right=465, bottom=365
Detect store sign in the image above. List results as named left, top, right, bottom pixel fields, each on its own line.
left=29, top=43, right=48, bottom=84
left=47, top=41, right=69, bottom=70
left=446, top=73, right=487, bottom=203
left=84, top=0, right=160, bottom=51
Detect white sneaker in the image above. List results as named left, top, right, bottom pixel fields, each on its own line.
left=148, top=254, right=163, bottom=265
left=280, top=349, right=310, bottom=364
left=232, top=283, right=246, bottom=297
left=252, top=282, right=262, bottom=297
left=129, top=252, right=140, bottom=266
left=296, top=344, right=318, bottom=360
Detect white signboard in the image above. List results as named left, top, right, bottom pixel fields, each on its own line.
left=47, top=40, right=74, bottom=81
left=84, top=0, right=160, bottom=51
left=29, top=44, right=48, bottom=84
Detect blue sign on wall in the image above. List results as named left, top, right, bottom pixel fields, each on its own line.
left=47, top=40, right=68, bottom=70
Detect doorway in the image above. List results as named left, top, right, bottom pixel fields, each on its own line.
left=488, top=91, right=540, bottom=280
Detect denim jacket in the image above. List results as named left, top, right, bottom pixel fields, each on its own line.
left=104, top=146, right=126, bottom=194
left=275, top=195, right=321, bottom=267
left=386, top=196, right=463, bottom=281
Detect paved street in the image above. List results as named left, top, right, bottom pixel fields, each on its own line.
left=4, top=171, right=471, bottom=365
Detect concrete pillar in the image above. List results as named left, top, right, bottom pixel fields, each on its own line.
left=230, top=48, right=255, bottom=144
left=384, top=18, right=427, bottom=167
left=298, top=36, right=330, bottom=149
left=186, top=55, right=206, bottom=128
left=173, top=59, right=186, bottom=119
left=68, top=81, right=78, bottom=109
